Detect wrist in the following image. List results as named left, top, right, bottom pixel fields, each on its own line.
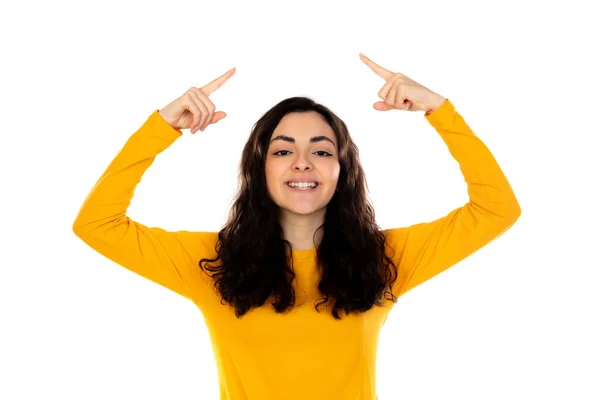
left=425, top=94, right=446, bottom=115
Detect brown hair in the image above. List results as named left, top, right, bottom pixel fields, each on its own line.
left=200, top=96, right=399, bottom=319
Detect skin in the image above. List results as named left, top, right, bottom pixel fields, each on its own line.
left=358, top=53, right=446, bottom=113
left=265, top=111, right=340, bottom=251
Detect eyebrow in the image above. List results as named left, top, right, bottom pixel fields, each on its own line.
left=269, top=134, right=336, bottom=146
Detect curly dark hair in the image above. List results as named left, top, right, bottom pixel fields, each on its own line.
left=199, top=96, right=399, bottom=319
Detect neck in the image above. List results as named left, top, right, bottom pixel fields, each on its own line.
left=279, top=208, right=325, bottom=251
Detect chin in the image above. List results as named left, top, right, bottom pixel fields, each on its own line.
left=283, top=204, right=326, bottom=217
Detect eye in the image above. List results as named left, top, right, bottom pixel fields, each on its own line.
left=273, top=150, right=333, bottom=157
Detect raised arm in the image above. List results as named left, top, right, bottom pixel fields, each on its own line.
left=358, top=53, right=520, bottom=298
left=383, top=99, right=521, bottom=297
left=72, top=69, right=236, bottom=302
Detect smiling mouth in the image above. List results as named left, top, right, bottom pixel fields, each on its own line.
left=286, top=182, right=319, bottom=191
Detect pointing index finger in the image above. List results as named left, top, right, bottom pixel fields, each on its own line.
left=359, top=53, right=392, bottom=81
left=201, top=67, right=236, bottom=95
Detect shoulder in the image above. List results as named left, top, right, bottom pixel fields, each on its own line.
left=381, top=227, right=409, bottom=246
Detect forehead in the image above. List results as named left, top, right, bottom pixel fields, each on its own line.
left=270, top=111, right=336, bottom=145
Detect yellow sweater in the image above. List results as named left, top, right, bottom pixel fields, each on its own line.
left=72, top=99, right=520, bottom=399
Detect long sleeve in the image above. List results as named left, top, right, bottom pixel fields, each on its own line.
left=383, top=99, right=521, bottom=298
left=72, top=110, right=219, bottom=302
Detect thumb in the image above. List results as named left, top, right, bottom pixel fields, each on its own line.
left=373, top=101, right=394, bottom=111
left=211, top=111, right=227, bottom=124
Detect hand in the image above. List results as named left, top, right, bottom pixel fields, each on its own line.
left=359, top=53, right=445, bottom=114
left=159, top=67, right=236, bottom=134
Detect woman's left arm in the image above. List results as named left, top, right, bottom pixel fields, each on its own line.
left=360, top=54, right=521, bottom=297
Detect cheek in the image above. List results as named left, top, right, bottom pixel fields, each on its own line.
left=265, top=160, right=283, bottom=187
left=264, top=165, right=274, bottom=191
left=327, top=163, right=341, bottom=183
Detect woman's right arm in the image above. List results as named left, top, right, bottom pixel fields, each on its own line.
left=72, top=69, right=236, bottom=301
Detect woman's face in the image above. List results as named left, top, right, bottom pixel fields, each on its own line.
left=265, top=111, right=340, bottom=218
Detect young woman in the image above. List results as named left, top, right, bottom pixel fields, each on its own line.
left=72, top=53, right=520, bottom=399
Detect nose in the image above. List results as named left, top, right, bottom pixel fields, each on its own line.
left=293, top=155, right=313, bottom=171
left=294, top=163, right=312, bottom=171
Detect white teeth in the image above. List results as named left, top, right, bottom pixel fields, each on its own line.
left=287, top=182, right=317, bottom=189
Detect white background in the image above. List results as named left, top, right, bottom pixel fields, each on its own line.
left=1, top=0, right=599, bottom=399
